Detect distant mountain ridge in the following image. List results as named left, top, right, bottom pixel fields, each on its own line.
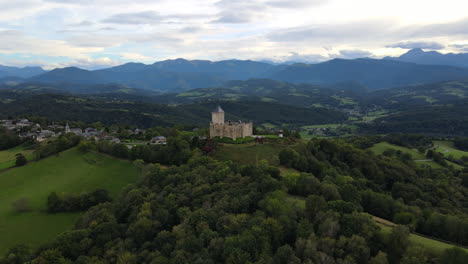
left=4, top=55, right=468, bottom=92
left=384, top=48, right=468, bottom=68
left=0, top=65, right=46, bottom=79
left=268, top=58, right=468, bottom=89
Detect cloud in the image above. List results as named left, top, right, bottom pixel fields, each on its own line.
left=56, top=57, right=122, bottom=70
left=102, top=11, right=206, bottom=25
left=338, top=49, right=373, bottom=59
left=102, top=11, right=165, bottom=24
left=266, top=0, right=328, bottom=9
left=68, top=20, right=94, bottom=27
left=65, top=34, right=126, bottom=48
left=0, top=30, right=101, bottom=58
left=0, top=56, right=121, bottom=70
left=407, top=18, right=468, bottom=38
left=267, top=19, right=397, bottom=43
left=278, top=52, right=328, bottom=63
left=449, top=43, right=468, bottom=52
left=386, top=41, right=445, bottom=50
left=267, top=17, right=468, bottom=47
left=212, top=0, right=267, bottom=23
left=119, top=52, right=152, bottom=61
left=211, top=11, right=258, bottom=23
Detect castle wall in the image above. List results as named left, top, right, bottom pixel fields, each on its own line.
left=210, top=122, right=253, bottom=140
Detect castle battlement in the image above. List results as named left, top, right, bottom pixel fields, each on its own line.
left=209, top=105, right=253, bottom=140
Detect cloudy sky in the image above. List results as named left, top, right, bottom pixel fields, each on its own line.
left=1, top=0, right=468, bottom=69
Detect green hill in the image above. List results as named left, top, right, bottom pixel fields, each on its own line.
left=0, top=148, right=139, bottom=254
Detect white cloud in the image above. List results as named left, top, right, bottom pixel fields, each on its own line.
left=1, top=0, right=468, bottom=68
left=0, top=30, right=102, bottom=57
left=119, top=52, right=152, bottom=61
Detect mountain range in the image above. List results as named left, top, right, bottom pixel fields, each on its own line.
left=0, top=65, right=46, bottom=79
left=3, top=49, right=468, bottom=92
left=384, top=48, right=468, bottom=68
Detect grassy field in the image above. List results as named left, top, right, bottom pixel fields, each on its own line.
left=361, top=110, right=389, bottom=122
left=0, top=148, right=139, bottom=254
left=370, top=142, right=426, bottom=160
left=369, top=142, right=448, bottom=168
left=212, top=142, right=288, bottom=166
left=433, top=140, right=468, bottom=160
left=0, top=146, right=34, bottom=170
left=286, top=195, right=466, bottom=254
left=377, top=224, right=467, bottom=254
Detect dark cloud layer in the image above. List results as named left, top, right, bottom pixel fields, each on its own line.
left=387, top=41, right=445, bottom=50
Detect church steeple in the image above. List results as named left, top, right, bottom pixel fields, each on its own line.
left=65, top=122, right=70, bottom=134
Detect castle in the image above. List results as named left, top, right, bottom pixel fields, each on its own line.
left=209, top=105, right=253, bottom=140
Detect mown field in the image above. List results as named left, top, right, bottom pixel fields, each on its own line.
left=213, top=142, right=287, bottom=166
left=0, top=148, right=139, bottom=254
left=0, top=145, right=34, bottom=170
left=370, top=142, right=426, bottom=159
left=433, top=140, right=468, bottom=159
left=377, top=224, right=468, bottom=254
left=369, top=142, right=449, bottom=169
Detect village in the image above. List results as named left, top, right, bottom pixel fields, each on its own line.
left=0, top=118, right=170, bottom=147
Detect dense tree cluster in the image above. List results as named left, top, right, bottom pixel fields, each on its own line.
left=1, top=135, right=467, bottom=263
left=454, top=138, right=468, bottom=151
left=0, top=157, right=430, bottom=263
left=33, top=133, right=81, bottom=160
left=89, top=136, right=196, bottom=166
left=47, top=189, right=111, bottom=213
left=0, top=127, right=22, bottom=150
left=279, top=139, right=468, bottom=246
left=15, top=153, right=27, bottom=167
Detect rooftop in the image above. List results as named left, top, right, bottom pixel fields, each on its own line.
left=213, top=105, right=224, bottom=113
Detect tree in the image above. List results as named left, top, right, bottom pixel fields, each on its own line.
left=387, top=225, right=410, bottom=264
left=440, top=247, right=468, bottom=264
left=369, top=251, right=389, bottom=264
left=47, top=192, right=62, bottom=213
left=305, top=195, right=326, bottom=221
left=15, top=153, right=27, bottom=167
left=400, top=246, right=429, bottom=264
left=31, top=249, right=71, bottom=264
left=11, top=198, right=31, bottom=213
left=2, top=244, right=32, bottom=264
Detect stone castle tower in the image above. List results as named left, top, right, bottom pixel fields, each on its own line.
left=209, top=105, right=253, bottom=140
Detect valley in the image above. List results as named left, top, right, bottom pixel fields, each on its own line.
left=1, top=51, right=468, bottom=263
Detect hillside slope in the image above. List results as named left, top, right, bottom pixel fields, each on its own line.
left=0, top=148, right=138, bottom=254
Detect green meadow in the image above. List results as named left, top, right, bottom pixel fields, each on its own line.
left=213, top=142, right=287, bottom=166
left=377, top=224, right=468, bottom=254
left=433, top=140, right=468, bottom=160
left=0, top=148, right=139, bottom=254
left=0, top=146, right=34, bottom=170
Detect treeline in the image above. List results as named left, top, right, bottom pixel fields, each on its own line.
left=78, top=135, right=203, bottom=166
left=47, top=189, right=111, bottom=213
left=0, top=93, right=346, bottom=128
left=3, top=155, right=467, bottom=264
left=345, top=134, right=431, bottom=150
left=0, top=127, right=23, bottom=150
left=454, top=138, right=468, bottom=151
left=33, top=133, right=81, bottom=160
left=361, top=103, right=468, bottom=136
left=279, top=139, right=468, bottom=246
